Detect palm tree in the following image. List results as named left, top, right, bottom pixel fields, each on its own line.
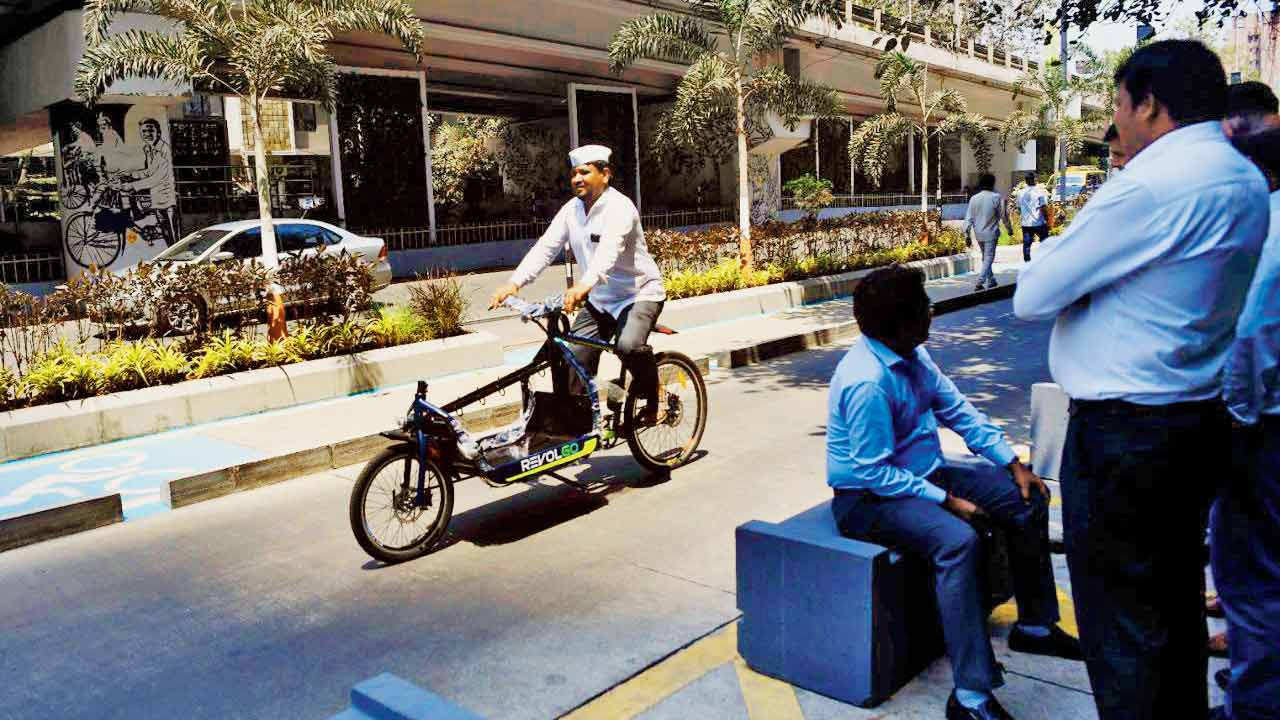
left=996, top=61, right=1100, bottom=201
left=848, top=51, right=991, bottom=213
left=608, top=1, right=846, bottom=270
left=74, top=0, right=424, bottom=271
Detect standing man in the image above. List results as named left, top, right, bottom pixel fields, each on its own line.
left=489, top=145, right=666, bottom=421
left=1014, top=173, right=1049, bottom=262
left=1104, top=124, right=1127, bottom=172
left=961, top=173, right=1012, bottom=291
left=830, top=265, right=1080, bottom=720
left=1013, top=40, right=1270, bottom=719
left=1224, top=81, right=1280, bottom=138
left=1215, top=126, right=1280, bottom=720
left=125, top=118, right=178, bottom=247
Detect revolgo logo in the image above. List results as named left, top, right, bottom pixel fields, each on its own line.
left=519, top=441, right=581, bottom=473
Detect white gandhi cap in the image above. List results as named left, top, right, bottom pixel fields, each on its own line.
left=569, top=144, right=612, bottom=168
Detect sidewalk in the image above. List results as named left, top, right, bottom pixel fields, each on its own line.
left=0, top=256, right=1016, bottom=541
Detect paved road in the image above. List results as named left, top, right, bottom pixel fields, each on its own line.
left=1, top=299, right=1221, bottom=719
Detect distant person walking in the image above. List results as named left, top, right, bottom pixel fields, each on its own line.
left=961, top=173, right=1012, bottom=291
left=1013, top=40, right=1270, bottom=720
left=1015, top=173, right=1049, bottom=262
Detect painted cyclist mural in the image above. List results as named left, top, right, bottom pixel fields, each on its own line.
left=52, top=103, right=179, bottom=274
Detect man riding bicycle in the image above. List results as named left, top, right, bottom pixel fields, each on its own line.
left=489, top=144, right=667, bottom=423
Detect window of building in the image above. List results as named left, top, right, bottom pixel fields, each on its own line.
left=240, top=99, right=292, bottom=152
left=293, top=103, right=317, bottom=132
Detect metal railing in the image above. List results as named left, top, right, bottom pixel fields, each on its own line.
left=781, top=193, right=968, bottom=211
left=0, top=252, right=65, bottom=284
left=846, top=4, right=1031, bottom=72
left=368, top=206, right=737, bottom=251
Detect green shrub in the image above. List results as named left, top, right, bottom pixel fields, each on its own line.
left=189, top=331, right=258, bottom=379
left=254, top=339, right=303, bottom=367
left=314, top=320, right=368, bottom=356
left=783, top=174, right=835, bottom=221
left=0, top=367, right=16, bottom=410
left=20, top=340, right=106, bottom=403
left=408, top=274, right=468, bottom=339
left=665, top=258, right=772, bottom=300
left=366, top=306, right=427, bottom=348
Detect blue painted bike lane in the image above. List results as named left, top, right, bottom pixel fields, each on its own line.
left=0, top=432, right=268, bottom=523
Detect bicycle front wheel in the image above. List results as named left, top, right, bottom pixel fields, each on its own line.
left=624, top=351, right=707, bottom=473
left=349, top=446, right=454, bottom=563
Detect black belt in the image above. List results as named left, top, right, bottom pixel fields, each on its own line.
left=1067, top=397, right=1222, bottom=417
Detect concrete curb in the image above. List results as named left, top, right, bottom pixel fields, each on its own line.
left=0, top=332, right=506, bottom=463
left=0, top=494, right=123, bottom=553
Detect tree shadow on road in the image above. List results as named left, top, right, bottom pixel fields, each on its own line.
left=717, top=300, right=1052, bottom=444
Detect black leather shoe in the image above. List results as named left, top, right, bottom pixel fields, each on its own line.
left=1216, top=667, right=1231, bottom=691
left=946, top=690, right=1015, bottom=720
left=1007, top=625, right=1084, bottom=660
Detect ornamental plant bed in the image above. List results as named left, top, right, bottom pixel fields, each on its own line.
left=648, top=209, right=965, bottom=300
left=0, top=258, right=469, bottom=412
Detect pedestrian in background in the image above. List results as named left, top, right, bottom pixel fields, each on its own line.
left=1013, top=40, right=1270, bottom=720
left=961, top=173, right=1012, bottom=292
left=1104, top=124, right=1126, bottom=172
left=1215, top=126, right=1280, bottom=720
left=1014, top=173, right=1049, bottom=262
left=1224, top=81, right=1280, bottom=138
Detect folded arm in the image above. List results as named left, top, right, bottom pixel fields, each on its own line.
left=1013, top=179, right=1165, bottom=321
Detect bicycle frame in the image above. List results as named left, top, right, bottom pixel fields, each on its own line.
left=395, top=301, right=629, bottom=504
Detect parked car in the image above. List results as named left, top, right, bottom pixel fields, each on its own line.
left=66, top=219, right=392, bottom=334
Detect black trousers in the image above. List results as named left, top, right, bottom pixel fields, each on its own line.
left=567, top=300, right=663, bottom=402
left=1021, top=224, right=1049, bottom=261
left=1061, top=398, right=1229, bottom=720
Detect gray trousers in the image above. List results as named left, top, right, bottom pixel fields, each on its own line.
left=976, top=237, right=998, bottom=288
left=568, top=300, right=664, bottom=402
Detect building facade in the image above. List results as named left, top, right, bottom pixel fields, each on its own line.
left=0, top=0, right=1100, bottom=283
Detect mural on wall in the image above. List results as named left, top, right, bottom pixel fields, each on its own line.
left=51, top=103, right=178, bottom=274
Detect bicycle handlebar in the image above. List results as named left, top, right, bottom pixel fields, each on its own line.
left=502, top=295, right=565, bottom=320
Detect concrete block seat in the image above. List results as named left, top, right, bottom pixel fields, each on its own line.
left=328, top=673, right=483, bottom=720
left=735, top=499, right=1011, bottom=708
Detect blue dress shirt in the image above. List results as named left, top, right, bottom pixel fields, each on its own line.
left=1013, top=122, right=1269, bottom=404
left=826, top=337, right=1017, bottom=503
left=1224, top=190, right=1280, bottom=424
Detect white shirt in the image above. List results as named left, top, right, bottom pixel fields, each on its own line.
left=1016, top=185, right=1049, bottom=227
left=962, top=190, right=1011, bottom=242
left=509, top=187, right=665, bottom=317
left=1013, top=122, right=1269, bottom=404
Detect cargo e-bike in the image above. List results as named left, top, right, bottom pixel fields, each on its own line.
left=349, top=295, right=708, bottom=563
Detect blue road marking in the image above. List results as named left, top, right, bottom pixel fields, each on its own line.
left=0, top=433, right=267, bottom=522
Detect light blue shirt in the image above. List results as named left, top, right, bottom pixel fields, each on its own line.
left=1013, top=122, right=1269, bottom=404
left=826, top=337, right=1017, bottom=503
left=1224, top=190, right=1280, bottom=424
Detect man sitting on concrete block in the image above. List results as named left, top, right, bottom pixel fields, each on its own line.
left=827, top=265, right=1081, bottom=720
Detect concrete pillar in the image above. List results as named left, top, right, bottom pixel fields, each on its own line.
left=420, top=71, right=437, bottom=244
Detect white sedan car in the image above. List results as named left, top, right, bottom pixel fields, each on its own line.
left=145, top=219, right=392, bottom=333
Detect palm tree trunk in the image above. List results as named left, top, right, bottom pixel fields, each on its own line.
left=249, top=100, right=280, bottom=268
left=936, top=130, right=942, bottom=202
left=249, top=98, right=286, bottom=341
left=919, top=131, right=929, bottom=213
left=735, top=78, right=753, bottom=271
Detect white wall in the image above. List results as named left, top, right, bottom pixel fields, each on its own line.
left=0, top=10, right=188, bottom=127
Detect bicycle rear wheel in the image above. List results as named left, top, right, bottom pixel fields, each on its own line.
left=349, top=446, right=454, bottom=563
left=624, top=351, right=707, bottom=473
